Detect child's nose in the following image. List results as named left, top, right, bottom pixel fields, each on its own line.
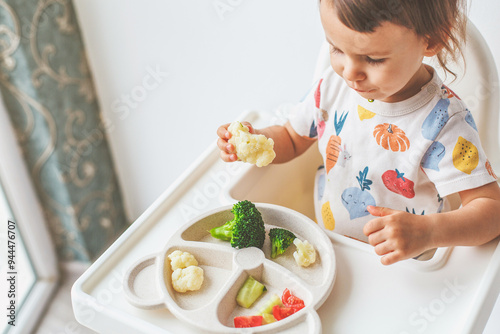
left=343, top=59, right=366, bottom=82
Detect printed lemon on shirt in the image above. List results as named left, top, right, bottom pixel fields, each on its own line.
left=321, top=201, right=335, bottom=230
left=453, top=136, right=479, bottom=174
left=357, top=105, right=375, bottom=121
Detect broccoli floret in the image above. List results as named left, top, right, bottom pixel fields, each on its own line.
left=209, top=219, right=235, bottom=241
left=210, top=200, right=266, bottom=249
left=269, top=228, right=296, bottom=258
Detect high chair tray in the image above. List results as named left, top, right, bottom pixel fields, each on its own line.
left=122, top=203, right=336, bottom=333
left=72, top=110, right=500, bottom=334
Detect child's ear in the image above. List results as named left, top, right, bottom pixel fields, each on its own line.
left=423, top=35, right=445, bottom=57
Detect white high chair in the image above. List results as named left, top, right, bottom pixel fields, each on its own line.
left=71, top=19, right=500, bottom=334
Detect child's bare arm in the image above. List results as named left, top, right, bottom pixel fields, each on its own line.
left=363, top=181, right=500, bottom=265
left=429, top=182, right=500, bottom=246
left=217, top=121, right=315, bottom=164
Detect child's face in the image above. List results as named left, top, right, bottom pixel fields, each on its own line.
left=320, top=2, right=436, bottom=103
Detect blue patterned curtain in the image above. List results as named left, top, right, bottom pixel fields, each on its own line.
left=0, top=0, right=128, bottom=261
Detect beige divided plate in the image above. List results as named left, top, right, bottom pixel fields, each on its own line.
left=123, top=203, right=336, bottom=333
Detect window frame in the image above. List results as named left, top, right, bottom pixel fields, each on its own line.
left=0, top=96, right=59, bottom=334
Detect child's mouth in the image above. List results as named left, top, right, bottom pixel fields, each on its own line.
left=354, top=88, right=375, bottom=93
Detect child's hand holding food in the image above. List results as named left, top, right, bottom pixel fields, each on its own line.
left=217, top=121, right=276, bottom=167
left=217, top=121, right=254, bottom=163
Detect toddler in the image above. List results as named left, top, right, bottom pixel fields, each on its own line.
left=217, top=0, right=500, bottom=265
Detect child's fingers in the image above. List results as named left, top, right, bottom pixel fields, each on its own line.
left=240, top=121, right=254, bottom=134
left=216, top=121, right=254, bottom=163
left=216, top=123, right=239, bottom=163
left=374, top=239, right=393, bottom=256
left=216, top=123, right=232, bottom=140
left=363, top=217, right=385, bottom=237
left=217, top=139, right=238, bottom=161
left=217, top=122, right=255, bottom=140
left=217, top=135, right=237, bottom=162
left=380, top=251, right=401, bottom=266
left=217, top=137, right=231, bottom=152
left=367, top=230, right=404, bottom=265
left=367, top=230, right=386, bottom=247
left=219, top=150, right=238, bottom=163
left=367, top=205, right=397, bottom=217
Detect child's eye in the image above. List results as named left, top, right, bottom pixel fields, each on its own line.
left=366, top=56, right=386, bottom=65
left=330, top=46, right=343, bottom=55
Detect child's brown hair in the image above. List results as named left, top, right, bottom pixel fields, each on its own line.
left=325, top=0, right=467, bottom=79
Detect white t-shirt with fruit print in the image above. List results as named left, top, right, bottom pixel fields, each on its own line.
left=289, top=66, right=498, bottom=242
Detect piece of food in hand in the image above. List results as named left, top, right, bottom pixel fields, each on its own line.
left=167, top=250, right=198, bottom=271
left=293, top=239, right=316, bottom=267
left=210, top=200, right=266, bottom=249
left=236, top=276, right=267, bottom=308
left=228, top=121, right=276, bottom=167
left=269, top=228, right=297, bottom=258
left=171, top=265, right=204, bottom=293
left=234, top=315, right=263, bottom=328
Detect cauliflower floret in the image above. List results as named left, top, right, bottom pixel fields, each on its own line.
left=228, top=121, right=276, bottom=167
left=167, top=251, right=204, bottom=293
left=171, top=266, right=204, bottom=293
left=293, top=239, right=316, bottom=267
left=168, top=250, right=198, bottom=271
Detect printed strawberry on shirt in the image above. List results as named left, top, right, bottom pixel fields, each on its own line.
left=382, top=169, right=415, bottom=198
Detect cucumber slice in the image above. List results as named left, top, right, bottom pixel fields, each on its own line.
left=236, top=276, right=266, bottom=308
left=261, top=313, right=276, bottom=324
left=258, top=294, right=282, bottom=314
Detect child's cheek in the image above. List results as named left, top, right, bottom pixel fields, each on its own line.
left=329, top=59, right=343, bottom=79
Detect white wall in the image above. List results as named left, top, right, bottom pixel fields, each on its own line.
left=73, top=0, right=324, bottom=221
left=468, top=0, right=500, bottom=68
